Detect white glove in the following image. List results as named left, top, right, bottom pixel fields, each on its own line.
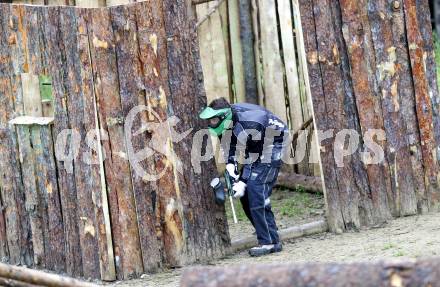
left=226, top=163, right=239, bottom=181
left=232, top=181, right=246, bottom=198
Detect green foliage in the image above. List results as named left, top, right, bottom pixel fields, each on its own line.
left=225, top=187, right=324, bottom=223
left=382, top=243, right=395, bottom=251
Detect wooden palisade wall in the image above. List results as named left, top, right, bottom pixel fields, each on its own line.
left=298, top=0, right=440, bottom=233
left=0, top=1, right=229, bottom=281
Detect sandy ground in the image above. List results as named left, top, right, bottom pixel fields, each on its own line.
left=109, top=212, right=440, bottom=287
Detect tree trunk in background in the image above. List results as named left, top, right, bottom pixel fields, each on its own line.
left=299, top=0, right=440, bottom=233
left=238, top=0, right=258, bottom=104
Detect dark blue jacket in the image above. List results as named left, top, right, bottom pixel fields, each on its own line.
left=224, top=103, right=289, bottom=167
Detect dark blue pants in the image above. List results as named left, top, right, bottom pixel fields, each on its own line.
left=240, top=163, right=280, bottom=245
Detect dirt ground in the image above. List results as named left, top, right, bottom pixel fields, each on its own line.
left=108, top=193, right=440, bottom=287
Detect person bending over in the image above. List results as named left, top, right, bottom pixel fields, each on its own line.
left=199, top=97, right=289, bottom=257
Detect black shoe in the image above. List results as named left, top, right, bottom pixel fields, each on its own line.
left=249, top=245, right=276, bottom=257
left=273, top=242, right=283, bottom=253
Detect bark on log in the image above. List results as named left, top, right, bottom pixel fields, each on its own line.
left=181, top=258, right=440, bottom=287
left=276, top=173, right=323, bottom=193
left=0, top=262, right=97, bottom=287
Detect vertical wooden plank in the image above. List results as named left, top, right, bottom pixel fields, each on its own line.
left=76, top=8, right=115, bottom=281
left=196, top=4, right=216, bottom=102
left=277, top=0, right=302, bottom=130
left=339, top=0, right=393, bottom=222
left=238, top=0, right=258, bottom=104
left=111, top=3, right=161, bottom=273
left=296, top=0, right=345, bottom=232
left=258, top=0, right=287, bottom=122
left=218, top=0, right=234, bottom=102
left=403, top=0, right=440, bottom=206
left=162, top=0, right=230, bottom=265
left=0, top=4, right=31, bottom=266
left=367, top=0, right=417, bottom=216
left=196, top=2, right=230, bottom=103
left=17, top=124, right=45, bottom=267
left=5, top=6, right=36, bottom=266
left=389, top=0, right=429, bottom=213
left=41, top=6, right=82, bottom=276
left=59, top=6, right=100, bottom=279
left=88, top=7, right=143, bottom=279
left=228, top=0, right=245, bottom=102
left=416, top=0, right=440, bottom=155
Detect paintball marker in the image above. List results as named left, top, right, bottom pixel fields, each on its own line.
left=210, top=170, right=238, bottom=224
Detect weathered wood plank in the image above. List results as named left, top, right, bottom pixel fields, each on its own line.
left=367, top=0, right=417, bottom=216
left=41, top=6, right=82, bottom=276
left=403, top=0, right=440, bottom=207
left=17, top=125, right=45, bottom=267
left=162, top=0, right=230, bottom=265
left=389, top=0, right=429, bottom=213
left=278, top=0, right=302, bottom=131
left=312, top=0, right=362, bottom=229
left=258, top=0, right=287, bottom=122
left=339, top=0, right=393, bottom=223
left=88, top=7, right=143, bottom=279
left=2, top=3, right=34, bottom=266
left=238, top=0, right=257, bottom=104
left=34, top=125, right=65, bottom=272
left=228, top=0, right=245, bottom=102
left=196, top=2, right=230, bottom=103
left=59, top=6, right=101, bottom=279
left=111, top=3, right=162, bottom=273
left=296, top=0, right=344, bottom=233
left=76, top=8, right=115, bottom=281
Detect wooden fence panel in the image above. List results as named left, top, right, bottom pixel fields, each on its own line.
left=300, top=0, right=440, bottom=232
left=0, top=2, right=230, bottom=280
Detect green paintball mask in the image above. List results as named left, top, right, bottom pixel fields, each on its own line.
left=199, top=107, right=233, bottom=136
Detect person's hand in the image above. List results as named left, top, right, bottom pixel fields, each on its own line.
left=232, top=181, right=246, bottom=198
left=226, top=163, right=239, bottom=181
